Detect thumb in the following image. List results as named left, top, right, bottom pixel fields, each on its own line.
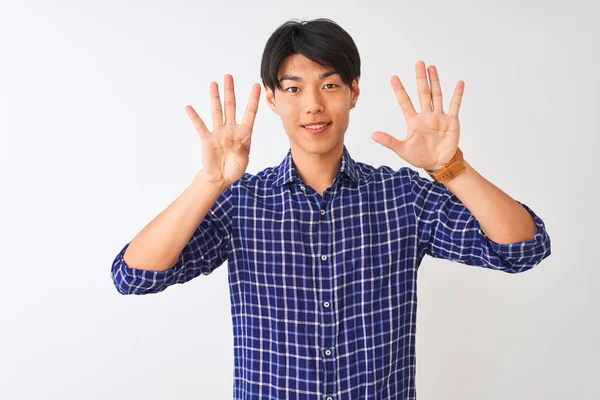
left=372, top=131, right=406, bottom=159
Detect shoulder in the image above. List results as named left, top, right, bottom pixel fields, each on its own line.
left=226, top=165, right=280, bottom=197
left=355, top=160, right=419, bottom=188
left=353, top=161, right=456, bottom=208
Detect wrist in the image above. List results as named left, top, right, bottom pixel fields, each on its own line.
left=424, top=147, right=466, bottom=184
left=195, top=170, right=230, bottom=193
left=426, top=166, right=444, bottom=173
left=426, top=149, right=460, bottom=172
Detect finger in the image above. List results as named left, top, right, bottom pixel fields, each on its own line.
left=240, top=135, right=252, bottom=154
left=448, top=81, right=465, bottom=118
left=229, top=138, right=250, bottom=159
left=415, top=61, right=433, bottom=113
left=390, top=76, right=417, bottom=119
left=221, top=132, right=249, bottom=158
left=223, top=74, right=236, bottom=125
left=185, top=105, right=210, bottom=141
left=427, top=65, right=444, bottom=113
left=210, top=81, right=224, bottom=130
left=372, top=130, right=407, bottom=160
left=241, top=83, right=261, bottom=129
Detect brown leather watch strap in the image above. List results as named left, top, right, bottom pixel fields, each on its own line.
left=426, top=147, right=466, bottom=184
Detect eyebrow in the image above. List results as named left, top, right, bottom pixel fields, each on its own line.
left=278, top=70, right=339, bottom=84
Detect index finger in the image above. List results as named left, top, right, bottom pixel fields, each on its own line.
left=241, top=83, right=261, bottom=129
left=391, top=75, right=417, bottom=119
left=185, top=105, right=210, bottom=141
left=210, top=81, right=224, bottom=130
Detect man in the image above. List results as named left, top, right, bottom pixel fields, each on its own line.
left=111, top=18, right=551, bottom=400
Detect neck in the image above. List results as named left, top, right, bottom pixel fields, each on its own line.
left=290, top=142, right=344, bottom=193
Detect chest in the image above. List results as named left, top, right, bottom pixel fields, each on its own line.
left=232, top=187, right=415, bottom=277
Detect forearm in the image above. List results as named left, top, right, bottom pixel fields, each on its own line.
left=123, top=170, right=229, bottom=272
left=438, top=160, right=537, bottom=245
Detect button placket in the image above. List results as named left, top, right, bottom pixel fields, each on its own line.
left=317, top=195, right=336, bottom=398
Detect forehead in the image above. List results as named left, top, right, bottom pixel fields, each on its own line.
left=278, top=54, right=334, bottom=78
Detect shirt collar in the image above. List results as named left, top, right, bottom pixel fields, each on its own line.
left=272, top=144, right=360, bottom=188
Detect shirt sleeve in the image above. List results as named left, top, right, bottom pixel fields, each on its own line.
left=405, top=167, right=551, bottom=273
left=111, top=183, right=236, bottom=295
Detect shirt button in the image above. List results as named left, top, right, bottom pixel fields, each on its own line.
left=320, top=210, right=325, bottom=215
left=327, top=397, right=333, bottom=400
left=321, top=255, right=328, bottom=261
left=300, top=185, right=305, bottom=191
left=323, top=302, right=330, bottom=308
left=325, top=349, right=332, bottom=356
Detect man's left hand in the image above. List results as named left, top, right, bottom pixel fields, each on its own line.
left=372, top=61, right=464, bottom=171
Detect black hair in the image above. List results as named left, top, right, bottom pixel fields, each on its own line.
left=260, top=18, right=361, bottom=93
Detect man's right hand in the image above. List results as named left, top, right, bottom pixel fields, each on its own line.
left=185, top=74, right=261, bottom=188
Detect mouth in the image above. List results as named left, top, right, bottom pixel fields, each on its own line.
left=302, top=122, right=332, bottom=134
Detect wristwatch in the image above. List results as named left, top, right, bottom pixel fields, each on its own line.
left=425, top=147, right=466, bottom=184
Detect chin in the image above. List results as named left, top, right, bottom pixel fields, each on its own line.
left=299, top=138, right=343, bottom=155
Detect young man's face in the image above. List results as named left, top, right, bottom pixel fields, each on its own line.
left=265, top=54, right=360, bottom=159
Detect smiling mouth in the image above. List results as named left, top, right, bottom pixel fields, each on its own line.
left=303, top=122, right=332, bottom=133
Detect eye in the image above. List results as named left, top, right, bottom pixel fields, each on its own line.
left=284, top=84, right=338, bottom=93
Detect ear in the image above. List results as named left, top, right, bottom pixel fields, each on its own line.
left=350, top=78, right=360, bottom=109
left=265, top=86, right=278, bottom=114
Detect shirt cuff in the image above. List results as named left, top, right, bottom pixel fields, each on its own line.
left=476, top=201, right=551, bottom=271
left=111, top=242, right=181, bottom=294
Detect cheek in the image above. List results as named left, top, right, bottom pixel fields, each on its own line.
left=332, top=103, right=351, bottom=120
left=277, top=104, right=299, bottom=124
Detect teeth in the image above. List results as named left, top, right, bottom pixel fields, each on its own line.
left=305, top=123, right=328, bottom=129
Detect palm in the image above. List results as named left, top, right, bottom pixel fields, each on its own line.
left=185, top=74, right=261, bottom=186
left=401, top=112, right=460, bottom=169
left=373, top=61, right=465, bottom=171
left=202, top=123, right=253, bottom=183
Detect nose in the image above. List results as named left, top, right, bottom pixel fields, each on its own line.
left=304, top=90, right=324, bottom=114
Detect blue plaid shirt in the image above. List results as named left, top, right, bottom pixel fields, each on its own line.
left=112, top=145, right=551, bottom=400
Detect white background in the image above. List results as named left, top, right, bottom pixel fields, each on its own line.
left=0, top=0, right=597, bottom=399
